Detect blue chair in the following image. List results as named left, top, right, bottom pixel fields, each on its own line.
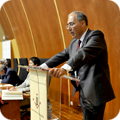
left=19, top=58, right=28, bottom=84
left=13, top=58, right=18, bottom=74
left=6, top=58, right=11, bottom=68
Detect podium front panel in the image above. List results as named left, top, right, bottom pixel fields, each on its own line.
left=29, top=68, right=60, bottom=120
left=30, top=69, right=47, bottom=120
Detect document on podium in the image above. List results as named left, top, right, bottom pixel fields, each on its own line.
left=29, top=69, right=48, bottom=120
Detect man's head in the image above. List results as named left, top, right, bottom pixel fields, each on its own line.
left=0, top=59, right=7, bottom=65
left=0, top=64, right=6, bottom=76
left=66, top=11, right=88, bottom=39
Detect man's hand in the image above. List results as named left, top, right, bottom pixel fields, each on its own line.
left=47, top=68, right=67, bottom=78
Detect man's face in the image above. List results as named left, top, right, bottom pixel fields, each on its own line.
left=67, top=14, right=85, bottom=39
left=0, top=70, right=5, bottom=76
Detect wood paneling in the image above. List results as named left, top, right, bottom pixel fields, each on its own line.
left=21, top=0, right=66, bottom=106
left=3, top=0, right=36, bottom=58
left=21, top=0, right=64, bottom=58
left=0, top=5, right=14, bottom=40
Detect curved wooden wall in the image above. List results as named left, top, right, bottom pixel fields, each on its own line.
left=0, top=0, right=120, bottom=119
left=0, top=5, right=14, bottom=40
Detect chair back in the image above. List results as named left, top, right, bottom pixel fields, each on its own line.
left=39, top=58, right=49, bottom=65
left=19, top=58, right=28, bottom=65
left=6, top=59, right=11, bottom=68
left=19, top=58, right=28, bottom=83
left=13, top=58, right=18, bottom=73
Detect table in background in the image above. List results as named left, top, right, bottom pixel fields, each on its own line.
left=0, top=83, right=30, bottom=120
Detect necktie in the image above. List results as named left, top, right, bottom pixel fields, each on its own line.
left=76, top=40, right=81, bottom=50
left=76, top=40, right=81, bottom=86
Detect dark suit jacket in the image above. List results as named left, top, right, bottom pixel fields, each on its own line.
left=1, top=67, right=21, bottom=86
left=45, top=29, right=115, bottom=106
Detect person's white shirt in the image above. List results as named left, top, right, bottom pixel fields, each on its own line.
left=15, top=73, right=30, bottom=92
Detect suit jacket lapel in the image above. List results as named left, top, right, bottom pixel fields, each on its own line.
left=71, top=39, right=79, bottom=56
left=81, top=28, right=91, bottom=48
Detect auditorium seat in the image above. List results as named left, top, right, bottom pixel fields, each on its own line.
left=18, top=58, right=28, bottom=84
left=39, top=58, right=49, bottom=65
left=6, top=59, right=11, bottom=68
left=13, top=58, right=18, bottom=74
left=19, top=58, right=28, bottom=66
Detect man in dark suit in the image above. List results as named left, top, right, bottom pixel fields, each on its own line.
left=0, top=64, right=21, bottom=86
left=40, top=11, right=115, bottom=120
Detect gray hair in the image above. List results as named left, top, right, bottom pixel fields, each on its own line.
left=0, top=58, right=8, bottom=65
left=68, top=11, right=88, bottom=26
left=0, top=64, right=6, bottom=71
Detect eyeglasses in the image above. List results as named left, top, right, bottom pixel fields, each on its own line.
left=66, top=22, right=76, bottom=29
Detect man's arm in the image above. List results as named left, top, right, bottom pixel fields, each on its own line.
left=41, top=31, right=106, bottom=78
left=40, top=46, right=70, bottom=77
left=47, top=31, right=106, bottom=78
left=45, top=46, right=70, bottom=68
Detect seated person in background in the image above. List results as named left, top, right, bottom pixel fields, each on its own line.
left=0, top=58, right=8, bottom=80
left=0, top=64, right=21, bottom=86
left=8, top=57, right=40, bottom=92
left=8, top=57, right=40, bottom=119
left=8, top=57, right=52, bottom=119
left=0, top=58, right=8, bottom=65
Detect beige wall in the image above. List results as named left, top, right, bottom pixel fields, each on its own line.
left=0, top=39, right=20, bottom=67
left=0, top=42, right=2, bottom=58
